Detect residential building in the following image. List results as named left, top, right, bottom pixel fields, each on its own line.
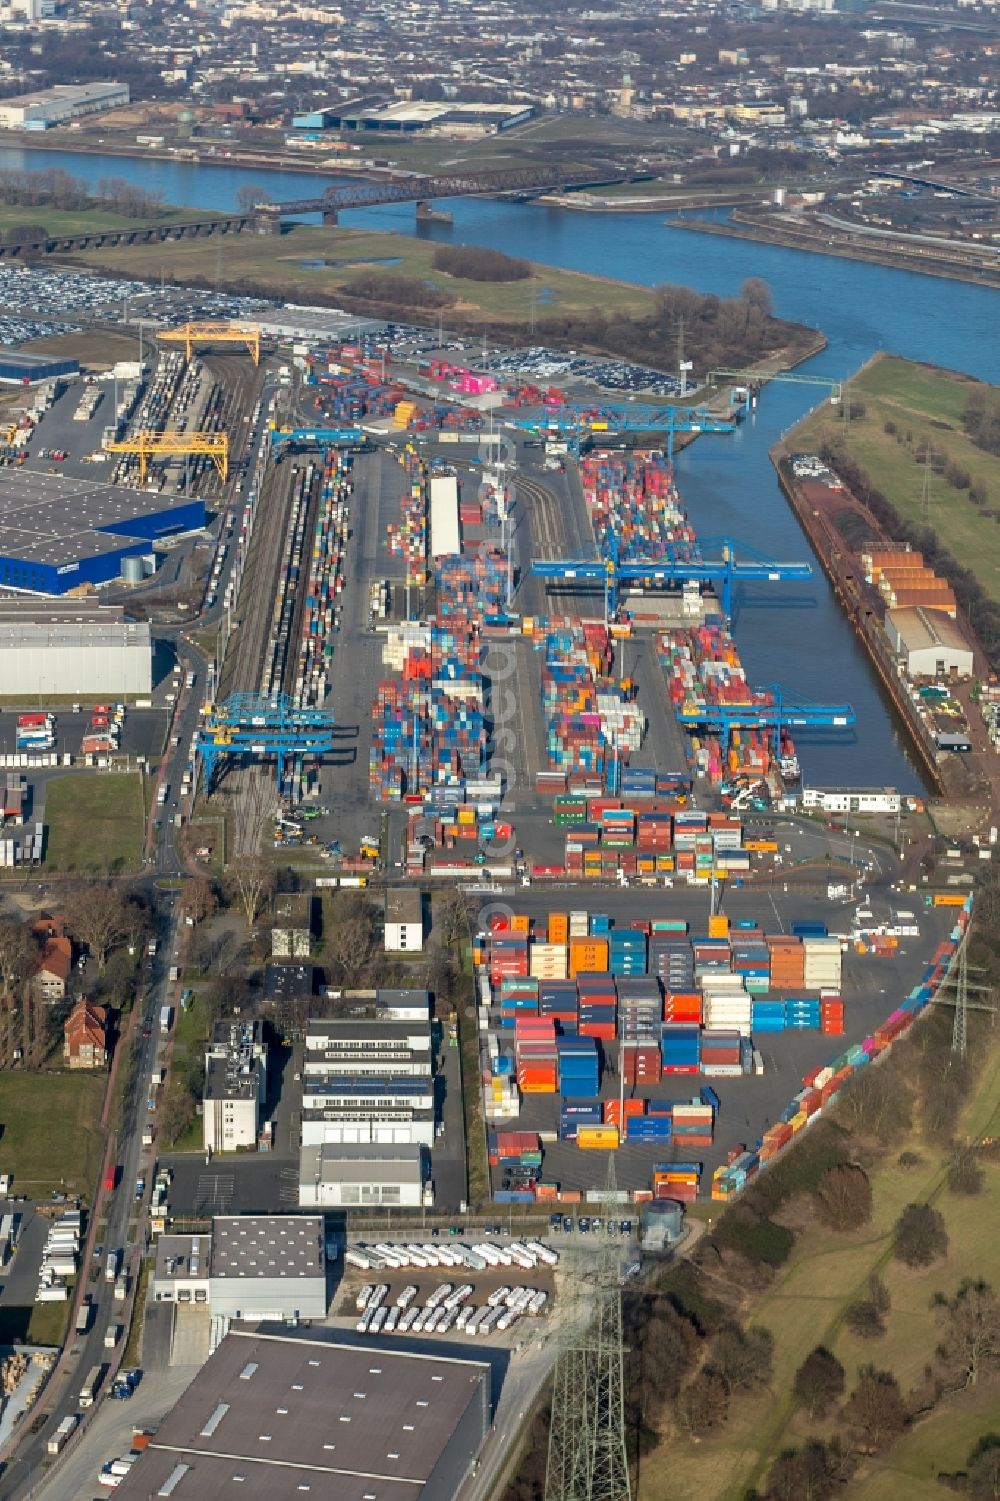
left=63, top=999, right=107, bottom=1069
left=33, top=934, right=72, bottom=1001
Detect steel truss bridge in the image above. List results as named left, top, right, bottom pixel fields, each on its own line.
left=258, top=165, right=635, bottom=220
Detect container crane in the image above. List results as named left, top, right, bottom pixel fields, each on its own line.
left=156, top=322, right=261, bottom=366
left=194, top=691, right=335, bottom=792
left=675, top=684, right=856, bottom=757
left=269, top=427, right=367, bottom=460
left=531, top=534, right=813, bottom=620
left=508, top=402, right=738, bottom=459
left=104, top=430, right=229, bottom=484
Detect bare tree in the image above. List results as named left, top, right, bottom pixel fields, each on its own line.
left=179, top=878, right=218, bottom=927
left=0, top=918, right=35, bottom=997
left=893, top=1203, right=949, bottom=1268
left=844, top=1365, right=907, bottom=1452
left=65, top=885, right=133, bottom=970
left=236, top=184, right=268, bottom=214
left=224, top=855, right=275, bottom=929
left=813, top=1163, right=873, bottom=1231
left=934, top=1280, right=1000, bottom=1390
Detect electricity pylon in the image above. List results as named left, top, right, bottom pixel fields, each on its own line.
left=953, top=934, right=968, bottom=1060
left=932, top=921, right=994, bottom=1062
left=545, top=1159, right=631, bottom=1501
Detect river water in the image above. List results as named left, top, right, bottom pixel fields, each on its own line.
left=5, top=142, right=998, bottom=790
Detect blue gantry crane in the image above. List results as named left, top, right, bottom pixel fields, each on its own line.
left=675, top=684, right=856, bottom=757
left=270, top=427, right=368, bottom=460
left=531, top=534, right=813, bottom=619
left=508, top=402, right=739, bottom=458
left=194, top=692, right=336, bottom=792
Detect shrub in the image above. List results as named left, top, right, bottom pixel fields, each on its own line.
left=677, top=1369, right=729, bottom=1436
left=897, top=1149, right=923, bottom=1170
left=813, top=1163, right=872, bottom=1231
left=893, top=1203, right=949, bottom=1268
left=844, top=1365, right=907, bottom=1452
left=432, top=245, right=531, bottom=282
left=711, top=1208, right=794, bottom=1267
left=947, top=1146, right=985, bottom=1196
left=710, top=1323, right=773, bottom=1393
left=845, top=1300, right=886, bottom=1339
left=793, top=1347, right=845, bottom=1418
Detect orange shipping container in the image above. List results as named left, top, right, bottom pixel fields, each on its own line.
left=512, top=914, right=531, bottom=935
left=549, top=912, right=569, bottom=944
left=569, top=937, right=610, bottom=976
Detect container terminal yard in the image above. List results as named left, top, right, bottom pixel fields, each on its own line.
left=0, top=300, right=991, bottom=1501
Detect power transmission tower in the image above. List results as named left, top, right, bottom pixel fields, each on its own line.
left=952, top=931, right=968, bottom=1060
left=545, top=1159, right=631, bottom=1501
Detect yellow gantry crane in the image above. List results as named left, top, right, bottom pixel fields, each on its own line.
left=156, top=321, right=261, bottom=366
left=105, top=430, right=229, bottom=484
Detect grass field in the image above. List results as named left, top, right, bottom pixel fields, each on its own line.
left=638, top=1035, right=1000, bottom=1501
left=0, top=1071, right=105, bottom=1199
left=793, top=355, right=1000, bottom=603
left=70, top=222, right=659, bottom=328
left=44, top=772, right=146, bottom=874
left=0, top=201, right=193, bottom=237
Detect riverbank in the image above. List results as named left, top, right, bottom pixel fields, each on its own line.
left=58, top=220, right=824, bottom=378
left=772, top=353, right=1000, bottom=825
left=669, top=210, right=1000, bottom=290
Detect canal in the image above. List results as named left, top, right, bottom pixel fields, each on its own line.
left=2, top=142, right=997, bottom=789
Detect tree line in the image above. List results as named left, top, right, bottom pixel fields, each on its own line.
left=0, top=167, right=165, bottom=220
left=431, top=245, right=531, bottom=282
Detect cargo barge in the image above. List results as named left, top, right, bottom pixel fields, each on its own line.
left=770, top=445, right=946, bottom=796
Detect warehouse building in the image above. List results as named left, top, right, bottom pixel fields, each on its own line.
left=272, top=892, right=313, bottom=957
left=886, top=605, right=974, bottom=679
left=385, top=887, right=424, bottom=952
left=113, top=1329, right=490, bottom=1501
left=152, top=1231, right=211, bottom=1304
left=0, top=82, right=129, bottom=130
left=0, top=600, right=152, bottom=695
left=0, top=352, right=79, bottom=386
left=208, top=1215, right=326, bottom=1322
left=293, top=99, right=533, bottom=135
left=301, top=1077, right=435, bottom=1147
left=299, top=1142, right=427, bottom=1207
left=303, top=1013, right=432, bottom=1078
left=0, top=469, right=205, bottom=595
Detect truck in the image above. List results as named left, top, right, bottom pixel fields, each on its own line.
left=159, top=1004, right=172, bottom=1034
left=79, top=1364, right=103, bottom=1408
left=156, top=784, right=169, bottom=806
left=47, top=1415, right=77, bottom=1455
left=76, top=1299, right=92, bottom=1335
left=167, top=966, right=180, bottom=983
left=105, top=1249, right=120, bottom=1284
left=104, top=1323, right=122, bottom=1350
left=103, top=1165, right=118, bottom=1194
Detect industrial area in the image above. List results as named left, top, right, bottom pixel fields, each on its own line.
left=0, top=289, right=989, bottom=1501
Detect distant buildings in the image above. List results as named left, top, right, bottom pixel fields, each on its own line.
left=0, top=82, right=129, bottom=130
left=63, top=1000, right=107, bottom=1069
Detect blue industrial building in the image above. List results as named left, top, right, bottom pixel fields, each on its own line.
left=0, top=352, right=79, bottom=385
left=0, top=470, right=205, bottom=594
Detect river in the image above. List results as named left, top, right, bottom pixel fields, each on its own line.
left=4, top=142, right=998, bottom=791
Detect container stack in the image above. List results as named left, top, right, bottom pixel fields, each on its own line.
left=569, top=936, right=609, bottom=977
left=515, top=1019, right=558, bottom=1093
left=784, top=996, right=822, bottom=1030
left=624, top=1105, right=672, bottom=1145
left=621, top=1040, right=661, bottom=1086
left=803, top=936, right=843, bottom=991
left=490, top=935, right=528, bottom=985
left=702, top=977, right=752, bottom=1035
left=661, top=1026, right=700, bottom=1075
left=821, top=995, right=845, bottom=1034
left=768, top=935, right=806, bottom=990
left=671, top=1101, right=715, bottom=1147
left=609, top=927, right=648, bottom=976
left=561, top=1099, right=603, bottom=1141
left=539, top=981, right=579, bottom=1027
left=499, top=979, right=538, bottom=1027
left=578, top=978, right=616, bottom=1040
left=750, top=999, right=785, bottom=1034
left=699, top=1030, right=743, bottom=1075
left=653, top=1163, right=700, bottom=1201
left=488, top=1130, right=542, bottom=1177
left=557, top=1037, right=600, bottom=1098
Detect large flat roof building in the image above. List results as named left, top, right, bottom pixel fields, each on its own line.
left=209, top=1215, right=326, bottom=1322
left=299, top=1142, right=427, bottom=1208
left=0, top=470, right=204, bottom=595
left=0, top=599, right=151, bottom=695
left=0, top=82, right=129, bottom=130
left=113, top=1330, right=490, bottom=1501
